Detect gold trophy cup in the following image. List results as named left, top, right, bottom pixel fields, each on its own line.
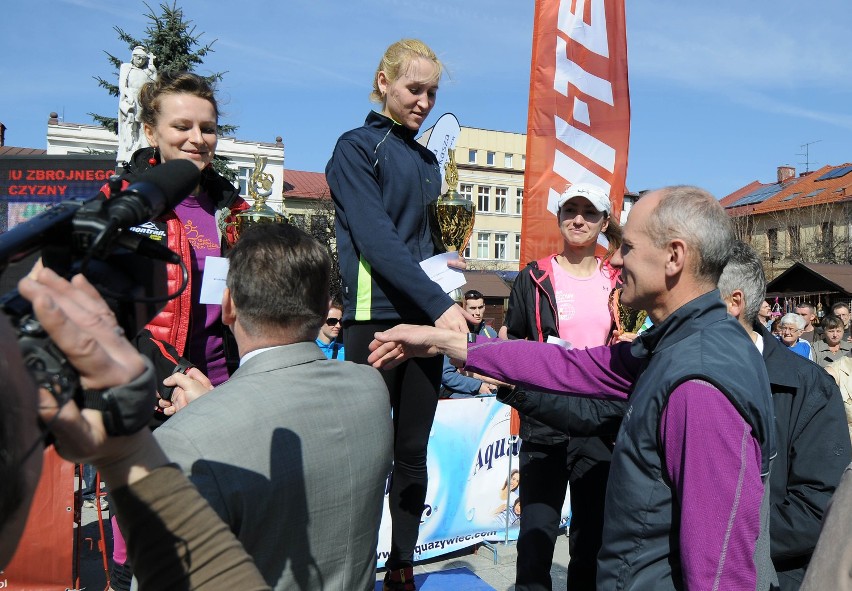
left=226, top=154, right=286, bottom=246
left=610, top=287, right=648, bottom=336
left=432, top=148, right=475, bottom=252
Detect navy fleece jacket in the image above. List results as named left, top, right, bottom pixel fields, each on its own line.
left=326, top=111, right=454, bottom=324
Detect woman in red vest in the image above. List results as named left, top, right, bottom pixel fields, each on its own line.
left=98, top=70, right=248, bottom=591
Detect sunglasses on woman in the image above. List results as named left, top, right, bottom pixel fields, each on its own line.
left=325, top=318, right=341, bottom=327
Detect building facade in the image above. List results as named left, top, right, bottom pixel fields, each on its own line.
left=721, top=164, right=852, bottom=281
left=281, top=169, right=335, bottom=251
left=452, top=127, right=527, bottom=270
left=43, top=113, right=286, bottom=211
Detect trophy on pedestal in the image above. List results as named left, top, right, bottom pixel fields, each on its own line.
left=431, top=148, right=475, bottom=253
left=226, top=154, right=286, bottom=246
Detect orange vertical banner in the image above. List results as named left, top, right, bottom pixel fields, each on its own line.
left=3, top=447, right=75, bottom=590
left=521, top=0, right=630, bottom=265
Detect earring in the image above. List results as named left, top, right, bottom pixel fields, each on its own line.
left=148, top=147, right=159, bottom=167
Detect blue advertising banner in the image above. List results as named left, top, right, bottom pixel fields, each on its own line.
left=376, top=397, right=570, bottom=566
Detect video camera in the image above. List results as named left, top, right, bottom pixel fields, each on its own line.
left=0, top=159, right=200, bottom=435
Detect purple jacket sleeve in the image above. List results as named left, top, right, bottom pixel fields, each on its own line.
left=661, top=380, right=764, bottom=591
left=464, top=338, right=639, bottom=400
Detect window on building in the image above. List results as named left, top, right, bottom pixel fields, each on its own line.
left=237, top=167, right=253, bottom=196
left=515, top=188, right=524, bottom=215
left=788, top=225, right=801, bottom=256
left=486, top=151, right=495, bottom=165
left=468, top=149, right=477, bottom=164
left=460, top=183, right=473, bottom=201
left=478, top=186, right=490, bottom=212
left=521, top=154, right=526, bottom=168
left=767, top=228, right=779, bottom=261
left=514, top=234, right=521, bottom=260
left=477, top=232, right=490, bottom=259
left=463, top=241, right=471, bottom=259
left=495, top=187, right=507, bottom=213
left=505, top=153, right=513, bottom=168
left=289, top=213, right=306, bottom=229
left=822, top=221, right=835, bottom=246
left=494, top=233, right=507, bottom=260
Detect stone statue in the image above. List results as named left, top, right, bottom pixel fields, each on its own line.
left=117, top=46, right=156, bottom=163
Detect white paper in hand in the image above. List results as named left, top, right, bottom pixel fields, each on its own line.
left=420, top=251, right=466, bottom=294
left=199, top=256, right=229, bottom=305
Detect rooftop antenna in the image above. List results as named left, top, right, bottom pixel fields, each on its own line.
left=797, top=140, right=821, bottom=173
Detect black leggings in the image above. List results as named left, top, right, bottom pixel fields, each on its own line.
left=345, top=322, right=441, bottom=568
left=515, top=438, right=612, bottom=591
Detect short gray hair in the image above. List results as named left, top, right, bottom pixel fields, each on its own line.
left=717, top=241, right=766, bottom=325
left=779, top=312, right=806, bottom=331
left=645, top=186, right=734, bottom=284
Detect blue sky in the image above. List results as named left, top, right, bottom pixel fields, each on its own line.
left=1, top=0, right=849, bottom=199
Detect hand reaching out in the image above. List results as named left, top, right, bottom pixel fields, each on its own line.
left=368, top=324, right=467, bottom=370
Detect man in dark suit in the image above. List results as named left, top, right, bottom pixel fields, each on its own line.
left=154, top=223, right=393, bottom=591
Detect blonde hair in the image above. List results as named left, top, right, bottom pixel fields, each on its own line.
left=371, top=39, right=442, bottom=103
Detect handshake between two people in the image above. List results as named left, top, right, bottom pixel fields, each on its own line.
left=366, top=322, right=640, bottom=371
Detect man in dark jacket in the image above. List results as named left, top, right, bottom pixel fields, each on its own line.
left=440, top=290, right=499, bottom=397
left=718, top=241, right=851, bottom=590
left=491, top=241, right=851, bottom=591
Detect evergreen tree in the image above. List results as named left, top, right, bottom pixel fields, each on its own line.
left=90, top=1, right=236, bottom=178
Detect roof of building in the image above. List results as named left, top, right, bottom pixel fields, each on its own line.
left=766, top=261, right=852, bottom=298
left=722, top=163, right=852, bottom=216
left=282, top=169, right=329, bottom=200
left=0, top=146, right=47, bottom=156
left=461, top=270, right=512, bottom=299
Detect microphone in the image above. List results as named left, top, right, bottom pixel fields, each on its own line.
left=106, top=159, right=201, bottom=230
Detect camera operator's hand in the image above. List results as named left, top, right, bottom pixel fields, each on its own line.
left=18, top=269, right=167, bottom=485
left=19, top=268, right=145, bottom=390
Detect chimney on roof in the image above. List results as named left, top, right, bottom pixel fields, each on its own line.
left=777, top=165, right=796, bottom=183
left=48, top=112, right=59, bottom=125
left=0, top=122, right=5, bottom=147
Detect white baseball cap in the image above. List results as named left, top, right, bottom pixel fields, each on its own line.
left=554, top=183, right=612, bottom=215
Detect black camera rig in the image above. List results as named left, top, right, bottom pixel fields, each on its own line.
left=0, top=159, right=199, bottom=436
